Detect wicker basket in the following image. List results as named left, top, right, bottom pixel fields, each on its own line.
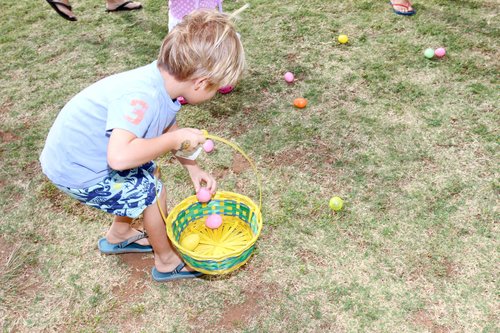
left=159, top=132, right=262, bottom=275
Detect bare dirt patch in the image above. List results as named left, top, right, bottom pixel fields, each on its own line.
left=38, top=180, right=95, bottom=219
left=232, top=153, right=251, bottom=174
left=265, top=141, right=337, bottom=170
left=112, top=221, right=152, bottom=297
left=298, top=249, right=329, bottom=267
left=441, top=257, right=458, bottom=278
left=211, top=167, right=230, bottom=180
left=113, top=253, right=154, bottom=300
left=217, top=284, right=274, bottom=330
left=192, top=261, right=282, bottom=332
left=0, top=237, right=11, bottom=267
left=0, top=99, right=13, bottom=115
left=412, top=310, right=451, bottom=333
left=108, top=235, right=153, bottom=331
left=23, top=160, right=42, bottom=179
left=408, top=254, right=458, bottom=281
left=0, top=131, right=20, bottom=143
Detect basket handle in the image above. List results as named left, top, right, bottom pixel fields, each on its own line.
left=202, top=130, right=262, bottom=210
left=155, top=131, right=262, bottom=222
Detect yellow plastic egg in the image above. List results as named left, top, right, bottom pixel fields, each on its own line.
left=338, top=34, right=349, bottom=44
left=181, top=234, right=200, bottom=251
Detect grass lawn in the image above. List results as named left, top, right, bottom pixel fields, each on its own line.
left=0, top=0, right=498, bottom=332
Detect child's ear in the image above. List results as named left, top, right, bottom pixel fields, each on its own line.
left=193, top=77, right=210, bottom=91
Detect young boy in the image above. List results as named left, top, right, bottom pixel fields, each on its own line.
left=168, top=0, right=240, bottom=102
left=40, top=10, right=245, bottom=282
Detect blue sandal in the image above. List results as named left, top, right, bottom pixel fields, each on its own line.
left=98, top=231, right=153, bottom=254
left=151, top=262, right=203, bottom=282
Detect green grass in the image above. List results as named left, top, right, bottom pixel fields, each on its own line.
left=1, top=0, right=499, bottom=332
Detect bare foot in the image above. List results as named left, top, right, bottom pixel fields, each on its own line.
left=154, top=253, right=197, bottom=273
left=106, top=228, right=150, bottom=246
left=390, top=0, right=414, bottom=13
left=105, top=0, right=142, bottom=11
left=47, top=0, right=77, bottom=20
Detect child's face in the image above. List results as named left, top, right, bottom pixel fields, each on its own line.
left=183, top=79, right=218, bottom=105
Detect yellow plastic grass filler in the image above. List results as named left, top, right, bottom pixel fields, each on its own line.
left=157, top=131, right=262, bottom=275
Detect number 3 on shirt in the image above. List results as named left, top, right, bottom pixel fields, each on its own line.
left=125, top=99, right=148, bottom=125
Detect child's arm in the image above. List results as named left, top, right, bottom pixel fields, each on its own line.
left=107, top=127, right=205, bottom=171
left=176, top=156, right=217, bottom=193
left=166, top=124, right=217, bottom=193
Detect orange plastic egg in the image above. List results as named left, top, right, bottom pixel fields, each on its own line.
left=294, top=98, right=308, bottom=108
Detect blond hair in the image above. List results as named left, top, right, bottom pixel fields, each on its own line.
left=158, top=9, right=245, bottom=89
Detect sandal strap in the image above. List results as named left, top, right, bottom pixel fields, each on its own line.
left=112, top=0, right=133, bottom=11
left=49, top=0, right=72, bottom=10
left=116, top=231, right=148, bottom=248
left=172, top=262, right=186, bottom=274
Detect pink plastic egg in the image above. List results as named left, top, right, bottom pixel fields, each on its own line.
left=177, top=96, right=188, bottom=105
left=205, top=214, right=223, bottom=229
left=435, top=47, right=446, bottom=58
left=218, top=86, right=234, bottom=94
left=203, top=139, right=214, bottom=153
left=284, top=72, right=294, bottom=83
left=196, top=187, right=212, bottom=203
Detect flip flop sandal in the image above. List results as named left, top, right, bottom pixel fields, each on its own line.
left=98, top=231, right=153, bottom=254
left=106, top=1, right=143, bottom=12
left=151, top=262, right=203, bottom=282
left=45, top=0, right=77, bottom=21
left=389, top=1, right=416, bottom=16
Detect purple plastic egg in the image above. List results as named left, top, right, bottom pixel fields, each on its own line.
left=203, top=139, right=214, bottom=153
left=196, top=187, right=212, bottom=203
left=284, top=72, right=294, bottom=83
left=205, top=214, right=223, bottom=229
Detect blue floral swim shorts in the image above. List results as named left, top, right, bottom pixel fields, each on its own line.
left=56, top=161, right=163, bottom=218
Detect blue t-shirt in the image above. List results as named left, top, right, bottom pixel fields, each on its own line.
left=40, top=61, right=180, bottom=188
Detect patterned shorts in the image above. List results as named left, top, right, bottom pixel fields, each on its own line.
left=56, top=161, right=163, bottom=218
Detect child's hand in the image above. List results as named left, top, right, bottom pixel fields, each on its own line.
left=174, top=128, right=206, bottom=152
left=188, top=166, right=217, bottom=194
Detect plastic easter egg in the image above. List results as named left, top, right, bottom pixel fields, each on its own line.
left=196, top=187, right=212, bottom=203
left=293, top=97, right=308, bottom=108
left=177, top=96, right=188, bottom=105
left=181, top=234, right=200, bottom=251
left=205, top=214, right=223, bottom=229
left=203, top=139, right=214, bottom=153
left=338, top=34, right=349, bottom=44
left=218, top=86, right=234, bottom=94
left=284, top=72, right=294, bottom=83
left=329, top=196, right=344, bottom=211
left=424, top=48, right=435, bottom=59
left=435, top=47, right=446, bottom=58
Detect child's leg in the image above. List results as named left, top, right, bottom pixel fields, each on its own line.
left=142, top=186, right=195, bottom=272
left=168, top=7, right=181, bottom=32
left=106, top=216, right=149, bottom=246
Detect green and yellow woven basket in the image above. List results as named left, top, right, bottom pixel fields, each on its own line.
left=159, top=132, right=262, bottom=275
